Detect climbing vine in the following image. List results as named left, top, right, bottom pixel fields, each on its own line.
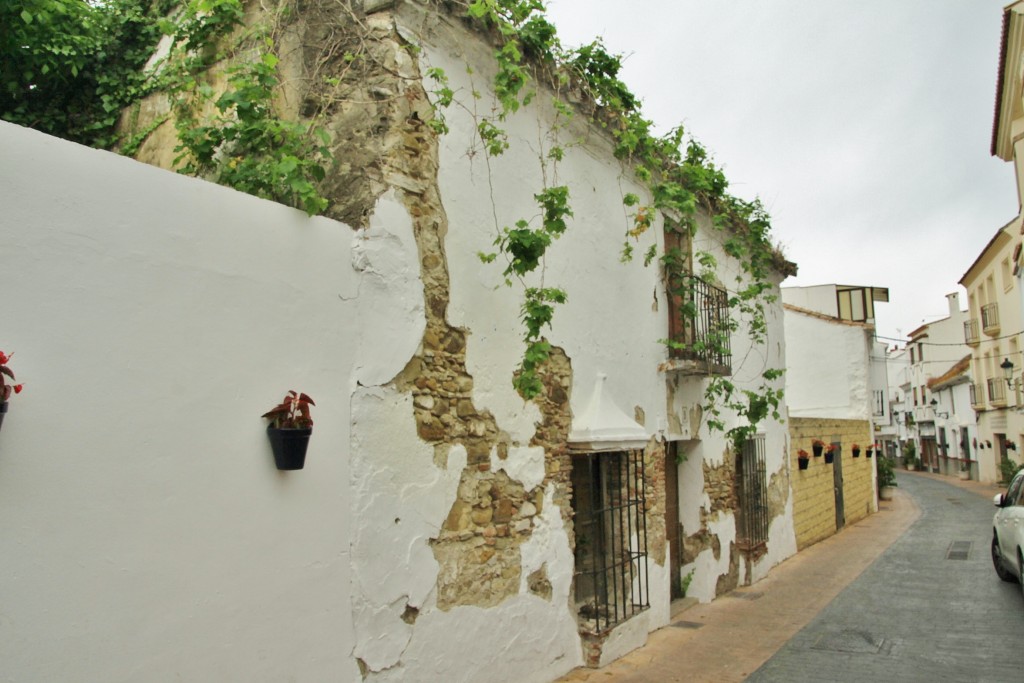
left=5, top=0, right=788, bottom=448
left=3, top=0, right=333, bottom=216
left=1, top=0, right=175, bottom=148
left=437, top=0, right=788, bottom=449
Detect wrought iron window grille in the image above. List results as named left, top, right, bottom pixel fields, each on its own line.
left=571, top=450, right=650, bottom=635
left=736, top=436, right=769, bottom=550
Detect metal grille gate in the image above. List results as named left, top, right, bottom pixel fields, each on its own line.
left=737, top=436, right=769, bottom=546
left=572, top=450, right=650, bottom=634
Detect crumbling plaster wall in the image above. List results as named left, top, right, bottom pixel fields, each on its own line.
left=342, top=6, right=591, bottom=681
left=342, top=3, right=690, bottom=677
left=666, top=217, right=795, bottom=603
left=106, top=0, right=796, bottom=675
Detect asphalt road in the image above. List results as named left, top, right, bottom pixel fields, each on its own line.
left=746, top=472, right=1024, bottom=683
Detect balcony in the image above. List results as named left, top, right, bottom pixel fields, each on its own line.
left=981, top=303, right=1000, bottom=336
left=969, top=382, right=983, bottom=408
left=663, top=275, right=732, bottom=376
left=963, top=319, right=980, bottom=346
left=987, top=378, right=1007, bottom=406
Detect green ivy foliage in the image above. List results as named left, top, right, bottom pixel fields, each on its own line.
left=1, top=0, right=173, bottom=148
left=2, top=0, right=332, bottom=216
left=173, top=50, right=332, bottom=216
left=453, top=0, right=787, bottom=444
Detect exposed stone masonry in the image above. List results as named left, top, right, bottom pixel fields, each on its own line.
left=362, top=8, right=578, bottom=611
left=682, top=454, right=735, bottom=568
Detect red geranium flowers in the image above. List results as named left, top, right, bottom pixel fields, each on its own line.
left=0, top=350, right=24, bottom=402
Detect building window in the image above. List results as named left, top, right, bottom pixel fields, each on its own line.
left=571, top=450, right=650, bottom=634
left=666, top=273, right=732, bottom=372
left=964, top=319, right=980, bottom=345
left=873, top=390, right=885, bottom=416
left=909, top=347, right=915, bottom=364
left=982, top=302, right=1000, bottom=334
left=736, top=436, right=769, bottom=548
left=835, top=286, right=888, bottom=323
left=988, top=378, right=1007, bottom=404
left=970, top=382, right=982, bottom=407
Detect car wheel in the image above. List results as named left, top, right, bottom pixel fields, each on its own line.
left=993, top=538, right=1016, bottom=582
left=1019, top=551, right=1024, bottom=599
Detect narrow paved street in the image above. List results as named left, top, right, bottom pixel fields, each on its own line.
left=747, top=472, right=1024, bottom=682
left=558, top=470, right=1024, bottom=683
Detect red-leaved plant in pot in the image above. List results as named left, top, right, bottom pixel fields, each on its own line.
left=262, top=391, right=315, bottom=470
left=797, top=449, right=810, bottom=470
left=0, top=350, right=24, bottom=432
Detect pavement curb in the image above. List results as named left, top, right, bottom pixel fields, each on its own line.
left=557, top=486, right=923, bottom=683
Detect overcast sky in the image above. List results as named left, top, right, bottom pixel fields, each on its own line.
left=545, top=0, right=1017, bottom=343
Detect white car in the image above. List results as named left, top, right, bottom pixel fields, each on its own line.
left=992, top=469, right=1024, bottom=594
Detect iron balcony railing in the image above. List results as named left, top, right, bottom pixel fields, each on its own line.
left=667, top=275, right=732, bottom=371
left=982, top=303, right=1000, bottom=335
left=963, top=319, right=980, bottom=346
left=987, top=378, right=1007, bottom=405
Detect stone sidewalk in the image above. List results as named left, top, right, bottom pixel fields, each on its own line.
left=555, top=470, right=1006, bottom=683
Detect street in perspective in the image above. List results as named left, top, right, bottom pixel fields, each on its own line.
left=559, top=471, right=1024, bottom=683
left=747, top=472, right=1024, bottom=683
left=6, top=2, right=1024, bottom=681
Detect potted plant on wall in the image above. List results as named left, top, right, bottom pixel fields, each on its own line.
left=262, top=391, right=315, bottom=470
left=0, top=350, right=24, bottom=432
left=797, top=449, right=810, bottom=470
left=824, top=443, right=837, bottom=464
left=812, top=439, right=825, bottom=457
left=852, top=443, right=861, bottom=458
left=876, top=453, right=897, bottom=501
left=958, top=458, right=971, bottom=481
left=902, top=441, right=917, bottom=470
left=866, top=443, right=875, bottom=458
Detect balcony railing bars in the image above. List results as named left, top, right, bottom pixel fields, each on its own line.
left=987, top=378, right=1006, bottom=404
left=963, top=319, right=979, bottom=345
left=668, top=275, right=732, bottom=369
left=981, top=303, right=1000, bottom=332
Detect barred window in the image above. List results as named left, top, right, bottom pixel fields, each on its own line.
left=873, top=389, right=885, bottom=417
left=736, top=436, right=769, bottom=548
left=571, top=450, right=650, bottom=634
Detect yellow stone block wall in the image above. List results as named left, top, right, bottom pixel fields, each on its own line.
left=790, top=417, right=876, bottom=550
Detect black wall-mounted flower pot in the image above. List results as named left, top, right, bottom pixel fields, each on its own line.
left=267, top=426, right=311, bottom=470
left=0, top=401, right=7, bottom=432
left=853, top=448, right=861, bottom=458
left=824, top=452, right=835, bottom=464
left=798, top=458, right=809, bottom=470
left=812, top=445, right=823, bottom=457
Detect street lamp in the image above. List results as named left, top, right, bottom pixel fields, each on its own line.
left=929, top=398, right=949, bottom=418
left=1001, top=358, right=1015, bottom=388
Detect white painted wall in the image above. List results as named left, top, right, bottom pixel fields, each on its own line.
left=781, top=285, right=840, bottom=318
left=1, top=5, right=800, bottom=678
left=0, top=121, right=417, bottom=682
left=783, top=308, right=872, bottom=420
left=398, top=1, right=794, bottom=643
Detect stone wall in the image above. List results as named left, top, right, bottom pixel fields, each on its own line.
left=790, top=417, right=877, bottom=550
